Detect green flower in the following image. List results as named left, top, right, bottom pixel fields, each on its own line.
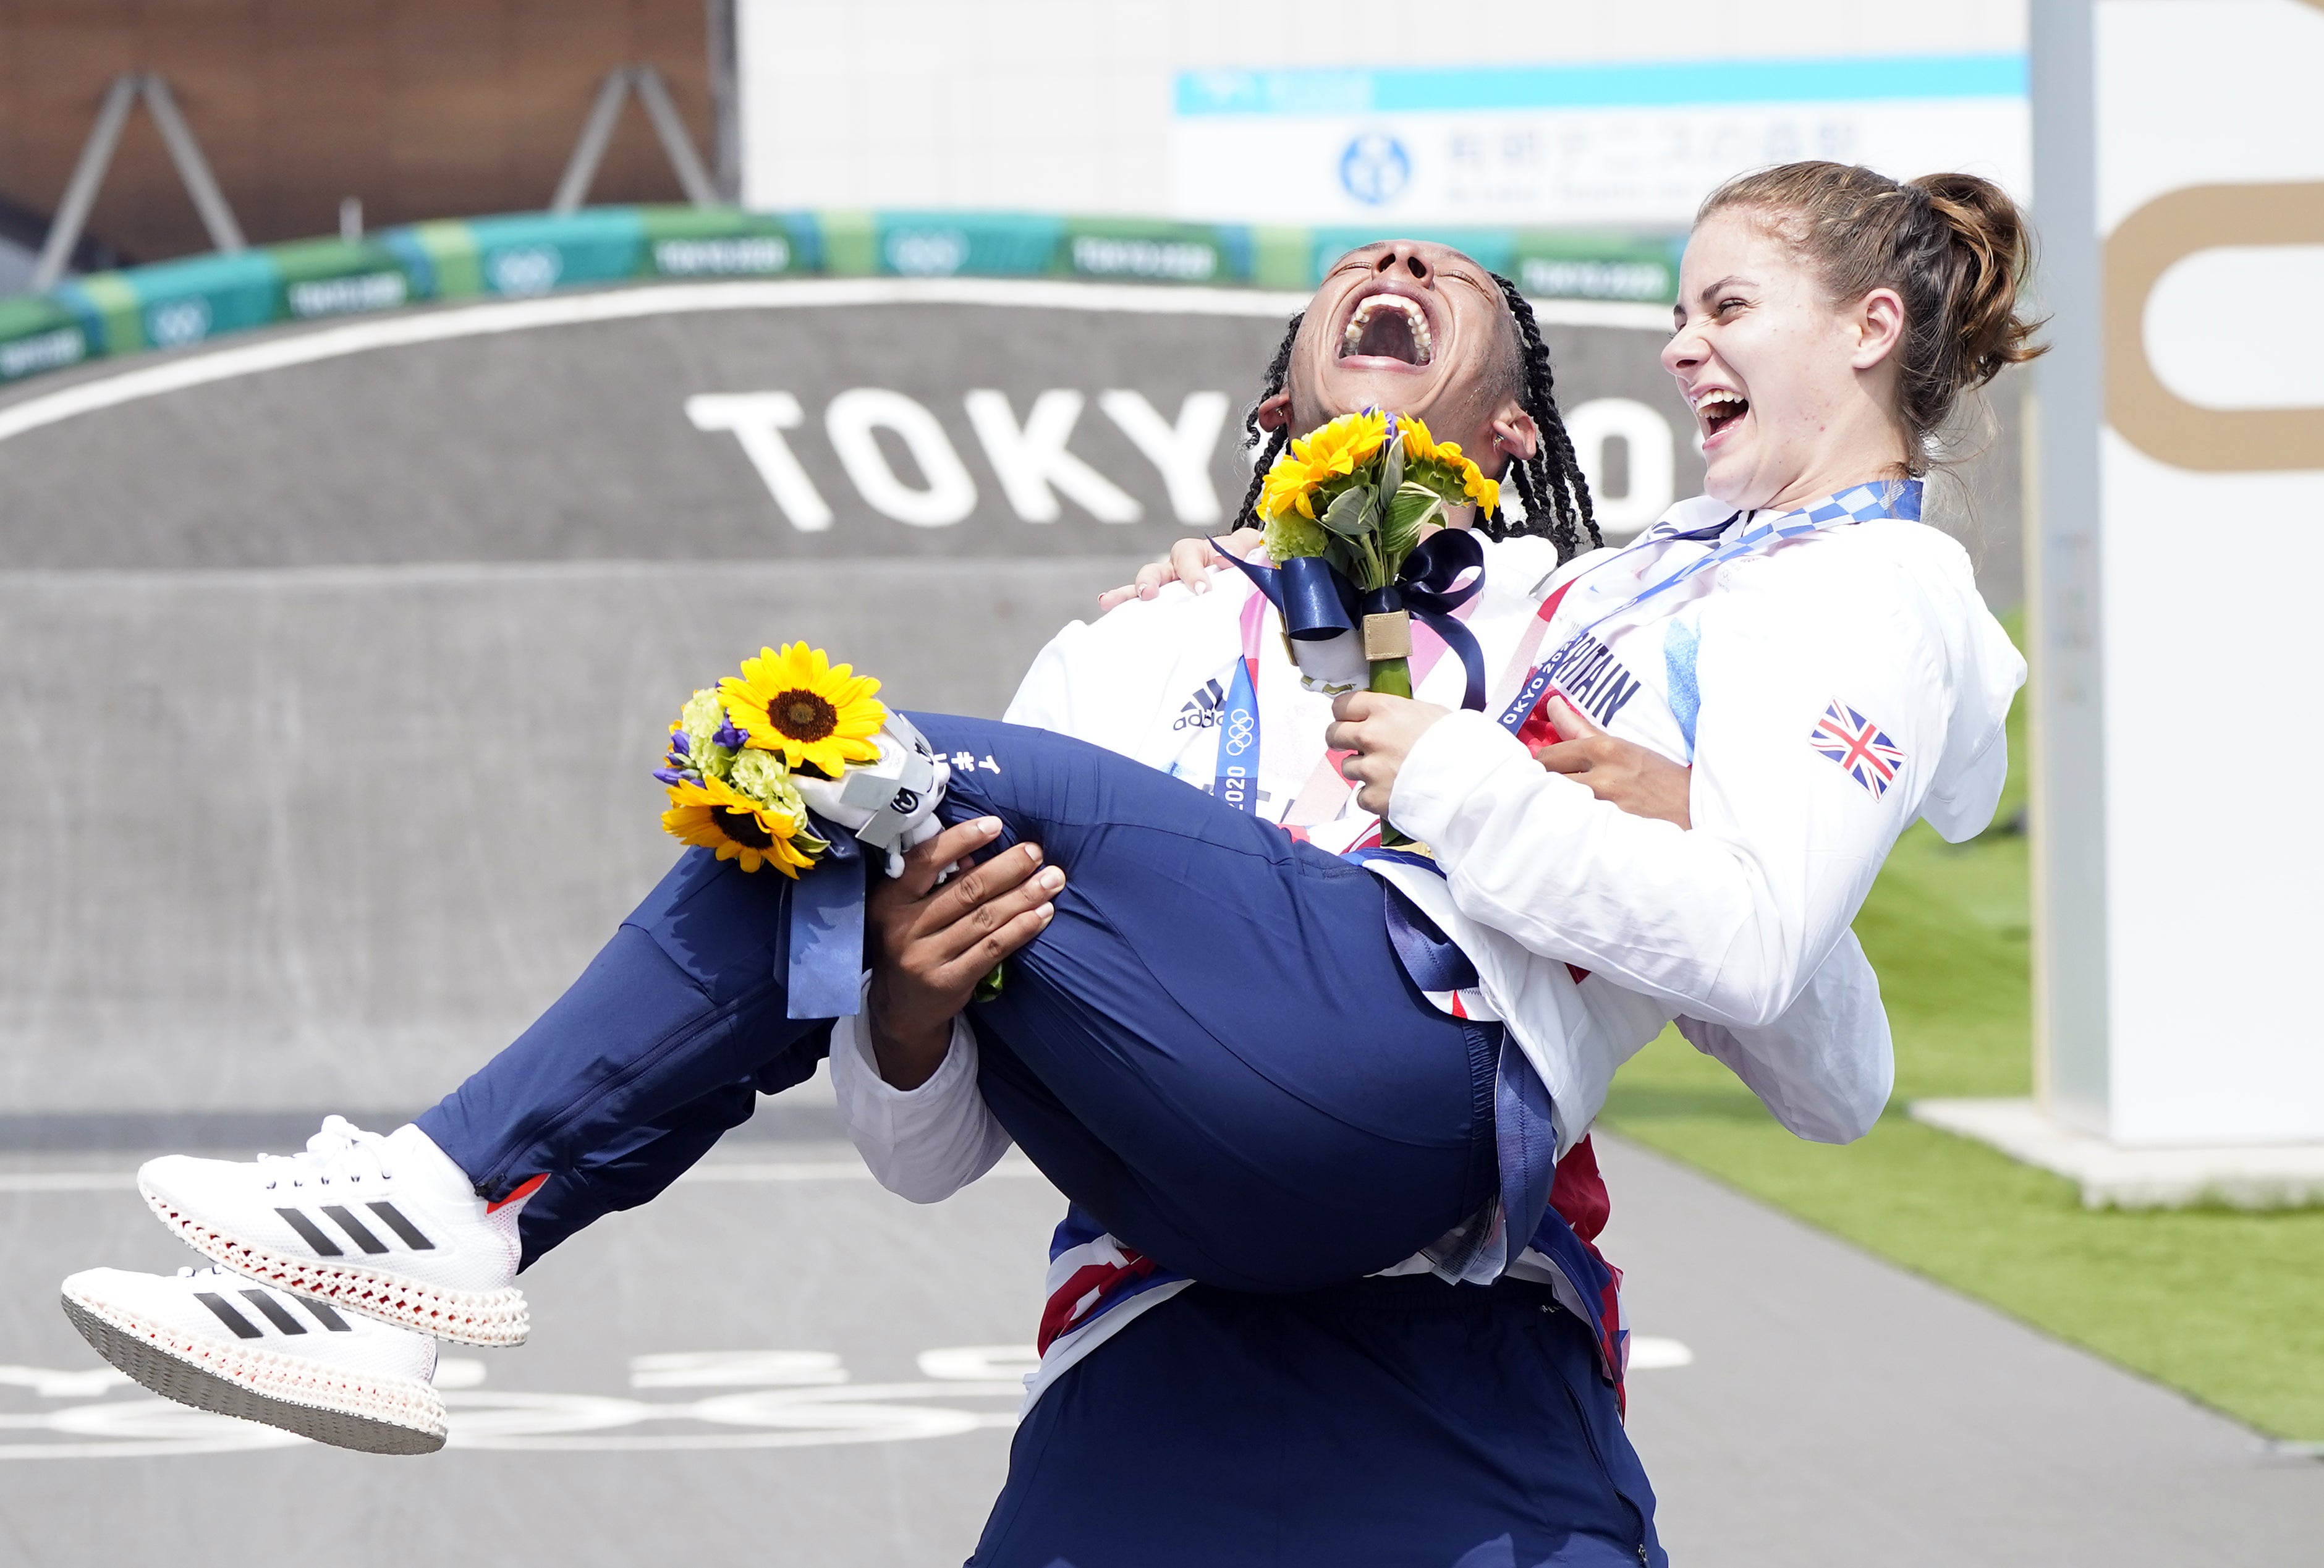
left=1263, top=510, right=1329, bottom=561
left=678, top=686, right=724, bottom=752
left=726, top=747, right=805, bottom=818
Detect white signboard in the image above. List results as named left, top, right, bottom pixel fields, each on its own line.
left=2034, top=0, right=2324, bottom=1145
left=1172, top=56, right=2030, bottom=228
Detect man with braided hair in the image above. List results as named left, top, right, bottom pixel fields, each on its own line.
left=67, top=236, right=1925, bottom=1565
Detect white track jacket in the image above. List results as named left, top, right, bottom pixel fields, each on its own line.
left=833, top=494, right=2018, bottom=1203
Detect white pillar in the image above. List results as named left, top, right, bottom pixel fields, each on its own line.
left=2030, top=0, right=2324, bottom=1149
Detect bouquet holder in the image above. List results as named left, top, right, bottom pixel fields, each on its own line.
left=1220, top=409, right=1500, bottom=839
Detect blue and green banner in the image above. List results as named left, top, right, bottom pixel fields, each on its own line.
left=0, top=206, right=1680, bottom=386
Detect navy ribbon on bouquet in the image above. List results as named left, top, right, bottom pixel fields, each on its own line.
left=783, top=818, right=866, bottom=1019
left=1214, top=529, right=1491, bottom=712
left=1273, top=554, right=1357, bottom=641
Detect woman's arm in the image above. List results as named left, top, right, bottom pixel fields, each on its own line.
left=1365, top=693, right=1898, bottom=1138
left=1676, top=929, right=1894, bottom=1142
left=837, top=818, right=1049, bottom=1202
left=1357, top=561, right=1976, bottom=1029
left=1330, top=672, right=1899, bottom=1137
left=1093, top=529, right=1264, bottom=610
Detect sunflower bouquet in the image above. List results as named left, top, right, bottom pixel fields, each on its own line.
left=1255, top=409, right=1499, bottom=698
left=655, top=643, right=888, bottom=876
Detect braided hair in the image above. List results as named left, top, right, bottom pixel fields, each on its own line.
left=1234, top=281, right=1603, bottom=564
left=1231, top=310, right=1302, bottom=543
left=1487, top=273, right=1599, bottom=561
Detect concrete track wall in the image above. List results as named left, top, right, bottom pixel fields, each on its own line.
left=0, top=280, right=2014, bottom=1113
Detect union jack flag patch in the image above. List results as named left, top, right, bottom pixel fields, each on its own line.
left=1809, top=700, right=1905, bottom=800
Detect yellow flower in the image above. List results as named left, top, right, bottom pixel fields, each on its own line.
left=1257, top=454, right=1322, bottom=522
left=1256, top=410, right=1391, bottom=523
left=1397, top=415, right=1502, bottom=519
left=1292, top=409, right=1388, bottom=485
left=1458, top=459, right=1501, bottom=517
left=661, top=775, right=820, bottom=877
left=721, top=643, right=886, bottom=778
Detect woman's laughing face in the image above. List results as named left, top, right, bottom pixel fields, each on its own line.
left=1661, top=208, right=1907, bottom=512
left=1276, top=240, right=1526, bottom=465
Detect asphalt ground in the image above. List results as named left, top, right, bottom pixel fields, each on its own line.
left=1, top=1081, right=2318, bottom=1567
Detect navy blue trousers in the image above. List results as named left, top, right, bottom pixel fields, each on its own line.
left=418, top=715, right=1497, bottom=1290
left=972, top=1274, right=1665, bottom=1568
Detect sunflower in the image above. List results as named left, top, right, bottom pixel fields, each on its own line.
left=1397, top=413, right=1448, bottom=466
left=1257, top=409, right=1392, bottom=525
left=1257, top=453, right=1318, bottom=523
left=1393, top=415, right=1501, bottom=519
left=660, top=775, right=819, bottom=876
left=1454, top=457, right=1501, bottom=517
left=1291, top=409, right=1388, bottom=488
left=720, top=643, right=886, bottom=777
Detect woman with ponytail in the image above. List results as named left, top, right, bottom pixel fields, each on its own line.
left=1310, top=160, right=2035, bottom=1176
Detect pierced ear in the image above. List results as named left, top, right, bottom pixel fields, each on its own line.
left=1488, top=409, right=1539, bottom=467
left=1254, top=392, right=1294, bottom=432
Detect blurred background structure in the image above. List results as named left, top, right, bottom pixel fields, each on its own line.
left=0, top=3, right=2318, bottom=1563
left=0, top=0, right=2046, bottom=1122
left=1970, top=0, right=2324, bottom=1193
left=0, top=0, right=721, bottom=271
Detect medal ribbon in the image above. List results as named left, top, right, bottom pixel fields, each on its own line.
left=1213, top=596, right=1264, bottom=814
left=1494, top=478, right=1922, bottom=735
left=783, top=823, right=865, bottom=1017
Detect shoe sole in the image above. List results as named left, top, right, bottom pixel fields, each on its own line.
left=139, top=1180, right=528, bottom=1347
left=61, top=1290, right=447, bottom=1456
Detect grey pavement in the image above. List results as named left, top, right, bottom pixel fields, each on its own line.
left=1599, top=1135, right=2324, bottom=1566
left=0, top=1068, right=1050, bottom=1568
left=2, top=1104, right=2318, bottom=1564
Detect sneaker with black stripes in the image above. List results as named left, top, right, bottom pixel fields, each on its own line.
left=61, top=1264, right=446, bottom=1454
left=137, top=1117, right=531, bottom=1347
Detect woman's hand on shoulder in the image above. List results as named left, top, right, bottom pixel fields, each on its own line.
left=1533, top=697, right=1692, bottom=829
left=1095, top=528, right=1264, bottom=611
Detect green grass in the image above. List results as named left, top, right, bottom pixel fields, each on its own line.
left=1599, top=633, right=2324, bottom=1441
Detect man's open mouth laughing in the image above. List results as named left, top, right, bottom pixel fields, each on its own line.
left=1337, top=289, right=1436, bottom=369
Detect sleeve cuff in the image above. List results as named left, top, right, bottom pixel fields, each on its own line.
left=1389, top=708, right=1538, bottom=847
left=828, top=983, right=981, bottom=1143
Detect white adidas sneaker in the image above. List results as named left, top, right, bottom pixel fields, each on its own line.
left=137, top=1117, right=530, bottom=1347
left=62, top=1265, right=447, bottom=1455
